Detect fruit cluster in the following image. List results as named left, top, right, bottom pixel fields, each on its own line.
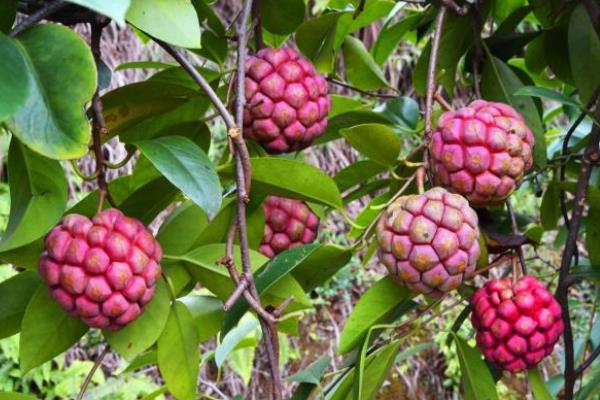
left=39, top=209, right=162, bottom=331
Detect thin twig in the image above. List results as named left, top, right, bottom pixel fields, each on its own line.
left=326, top=77, right=397, bottom=99
left=251, top=0, right=264, bottom=50
left=9, top=0, right=67, bottom=37
left=90, top=22, right=116, bottom=212
left=441, top=0, right=468, bottom=16
left=76, top=346, right=109, bottom=400
left=506, top=199, right=527, bottom=275
left=424, top=6, right=447, bottom=142
left=433, top=91, right=453, bottom=112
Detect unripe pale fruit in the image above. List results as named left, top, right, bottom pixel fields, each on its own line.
left=243, top=47, right=330, bottom=154
left=259, top=196, right=320, bottom=258
left=471, top=275, right=563, bottom=373
left=39, top=209, right=162, bottom=331
left=430, top=100, right=534, bottom=206
left=376, top=187, right=480, bottom=296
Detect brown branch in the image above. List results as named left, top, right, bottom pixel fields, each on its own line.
left=76, top=345, right=109, bottom=400
left=9, top=0, right=67, bottom=37
left=424, top=6, right=447, bottom=142
left=557, top=96, right=600, bottom=399
left=433, top=91, right=453, bottom=112
left=90, top=22, right=116, bottom=212
left=441, top=0, right=468, bottom=16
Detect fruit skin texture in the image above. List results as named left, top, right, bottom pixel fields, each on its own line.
left=430, top=100, right=534, bottom=206
left=38, top=209, right=162, bottom=331
left=376, top=187, right=480, bottom=296
left=471, top=275, right=564, bottom=373
left=243, top=47, right=330, bottom=154
left=259, top=196, right=320, bottom=258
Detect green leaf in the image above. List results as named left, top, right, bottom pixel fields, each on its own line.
left=0, top=240, right=44, bottom=271
left=528, top=366, right=552, bottom=400
left=290, top=355, right=331, bottom=400
left=291, top=244, right=352, bottom=292
left=334, top=160, right=387, bottom=192
left=115, top=61, right=174, bottom=71
left=452, top=333, right=499, bottom=400
left=380, top=96, right=420, bottom=130
left=569, top=3, right=600, bottom=104
left=261, top=0, right=305, bottom=35
left=296, top=12, right=346, bottom=73
left=343, top=36, right=389, bottom=90
left=65, top=0, right=131, bottom=25
left=0, top=32, right=28, bottom=121
left=4, top=24, right=96, bottom=159
left=0, top=1, right=17, bottom=33
left=157, top=301, right=200, bottom=400
left=126, top=0, right=201, bottom=49
left=372, top=12, right=421, bottom=65
left=219, top=158, right=343, bottom=209
left=340, top=123, right=401, bottom=166
left=339, top=277, right=413, bottom=353
left=0, top=393, right=38, bottom=400
left=0, top=139, right=67, bottom=252
left=222, top=244, right=319, bottom=333
left=0, top=271, right=42, bottom=339
left=179, top=295, right=224, bottom=343
left=157, top=201, right=209, bottom=256
left=334, top=0, right=395, bottom=49
left=20, top=287, right=88, bottom=373
left=541, top=180, right=560, bottom=230
left=587, top=204, right=600, bottom=267
left=104, top=280, right=171, bottom=360
left=513, top=86, right=581, bottom=109
left=316, top=110, right=393, bottom=145
left=134, top=136, right=222, bottom=217
left=215, top=317, right=259, bottom=367
left=481, top=56, right=546, bottom=169
left=190, top=0, right=225, bottom=36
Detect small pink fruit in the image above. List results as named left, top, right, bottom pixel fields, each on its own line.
left=429, top=100, right=534, bottom=206
left=259, top=196, right=320, bottom=257
left=471, top=275, right=563, bottom=373
left=243, top=47, right=330, bottom=154
left=39, top=209, right=162, bottom=331
left=376, top=187, right=480, bottom=296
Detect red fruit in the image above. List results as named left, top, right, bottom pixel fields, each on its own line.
left=39, top=209, right=162, bottom=331
left=243, top=47, right=330, bottom=154
left=259, top=196, right=320, bottom=257
left=376, top=187, right=480, bottom=296
left=471, top=275, right=563, bottom=373
left=429, top=100, right=534, bottom=206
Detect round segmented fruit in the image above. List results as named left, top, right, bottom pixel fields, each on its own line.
left=429, top=100, right=534, bottom=206
left=259, top=196, right=320, bottom=258
left=38, top=209, right=162, bottom=331
left=376, top=187, right=480, bottom=296
left=243, top=47, right=330, bottom=154
left=471, top=275, right=564, bottom=373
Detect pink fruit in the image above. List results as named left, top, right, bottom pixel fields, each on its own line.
left=471, top=275, right=564, bottom=373
left=259, top=196, right=320, bottom=257
left=243, top=47, right=330, bottom=154
left=376, top=187, right=480, bottom=296
left=429, top=100, right=534, bottom=206
left=39, top=209, right=162, bottom=331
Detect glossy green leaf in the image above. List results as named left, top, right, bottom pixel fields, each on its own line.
left=104, top=280, right=171, bottom=360
left=0, top=240, right=44, bottom=271
left=296, top=12, right=346, bottom=73
left=380, top=96, right=420, bottom=130
left=261, top=0, right=305, bottom=35
left=513, top=86, right=580, bottom=109
left=339, top=277, right=413, bottom=353
left=0, top=271, right=42, bottom=339
left=220, top=158, right=343, bottom=209
left=452, top=333, right=499, bottom=400
left=216, top=317, right=259, bottom=367
left=334, top=160, right=387, bottom=192
left=540, top=180, right=560, bottom=230
left=569, top=4, right=600, bottom=104
left=334, top=0, right=394, bottom=49
left=343, top=36, right=389, bottom=90
left=157, top=301, right=200, bottom=400
left=340, top=123, right=401, bottom=166
left=126, top=0, right=201, bottom=49
left=481, top=56, right=546, bottom=168
left=528, top=366, right=552, bottom=400
left=0, top=33, right=27, bottom=121
left=115, top=61, right=174, bottom=71
left=0, top=139, right=67, bottom=252
left=0, top=393, right=37, bottom=400
left=291, top=244, right=352, bottom=292
left=190, top=0, right=225, bottom=36
left=122, top=350, right=157, bottom=373
left=372, top=12, right=420, bottom=65
left=157, top=201, right=209, bottom=256
left=0, top=1, right=16, bottom=33
left=66, top=0, right=131, bottom=25
left=4, top=24, right=96, bottom=159
left=135, top=136, right=222, bottom=217
left=222, top=244, right=319, bottom=333
left=179, top=295, right=224, bottom=343
left=290, top=355, right=331, bottom=400
left=587, top=205, right=600, bottom=267
left=20, top=287, right=88, bottom=373
left=316, top=110, right=393, bottom=144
